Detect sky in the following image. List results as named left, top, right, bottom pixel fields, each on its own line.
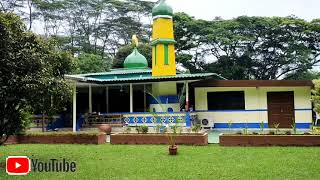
left=149, top=0, right=320, bottom=21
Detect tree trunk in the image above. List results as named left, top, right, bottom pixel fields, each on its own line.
left=42, top=113, right=45, bottom=132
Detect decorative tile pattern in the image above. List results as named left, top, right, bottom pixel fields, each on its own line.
left=168, top=116, right=175, bottom=123
left=176, top=116, right=183, bottom=123
left=133, top=117, right=139, bottom=123
left=121, top=113, right=197, bottom=126
left=142, top=117, right=147, bottom=123
left=151, top=117, right=157, bottom=124
left=160, top=117, right=166, bottom=123
left=124, top=117, right=130, bottom=124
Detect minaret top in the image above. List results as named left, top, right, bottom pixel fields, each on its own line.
left=152, top=0, right=173, bottom=17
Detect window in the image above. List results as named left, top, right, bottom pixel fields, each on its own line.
left=207, top=91, right=245, bottom=110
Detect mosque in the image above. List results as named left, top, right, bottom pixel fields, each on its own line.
left=65, top=0, right=313, bottom=132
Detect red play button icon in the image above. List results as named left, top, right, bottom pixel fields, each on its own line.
left=6, top=156, right=30, bottom=175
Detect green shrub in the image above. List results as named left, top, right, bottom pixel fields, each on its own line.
left=243, top=121, right=249, bottom=135
left=155, top=124, right=161, bottom=133
left=291, top=118, right=297, bottom=134
left=192, top=124, right=201, bottom=133
left=135, top=126, right=141, bottom=134
left=124, top=127, right=131, bottom=134
left=22, top=132, right=103, bottom=136
left=16, top=108, right=33, bottom=135
left=242, top=128, right=248, bottom=135
left=140, top=125, right=148, bottom=134
left=135, top=125, right=148, bottom=134
left=259, top=121, right=264, bottom=133
left=273, top=123, right=280, bottom=134
left=171, top=125, right=178, bottom=134
left=285, top=130, right=291, bottom=135
left=268, top=131, right=275, bottom=135
left=186, top=128, right=191, bottom=134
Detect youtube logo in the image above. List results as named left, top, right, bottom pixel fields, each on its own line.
left=6, top=156, right=31, bottom=175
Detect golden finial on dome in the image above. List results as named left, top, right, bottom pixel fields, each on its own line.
left=132, top=35, right=139, bottom=47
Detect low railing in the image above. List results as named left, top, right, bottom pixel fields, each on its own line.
left=30, top=115, right=60, bottom=128
left=84, top=112, right=197, bottom=127
left=84, top=113, right=124, bottom=127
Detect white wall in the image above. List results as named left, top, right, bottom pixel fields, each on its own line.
left=194, top=86, right=312, bottom=127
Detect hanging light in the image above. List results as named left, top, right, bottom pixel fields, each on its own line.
left=120, top=85, right=123, bottom=92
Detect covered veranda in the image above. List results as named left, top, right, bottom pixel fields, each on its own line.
left=66, top=68, right=222, bottom=132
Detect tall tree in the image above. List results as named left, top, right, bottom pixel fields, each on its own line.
left=0, top=12, right=72, bottom=144
left=174, top=14, right=320, bottom=80
left=174, top=12, right=210, bottom=73
left=0, top=0, right=24, bottom=12
left=284, top=70, right=320, bottom=80
left=32, top=0, right=154, bottom=57
left=72, top=53, right=111, bottom=74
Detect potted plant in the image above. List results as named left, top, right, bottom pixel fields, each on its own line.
left=168, top=143, right=178, bottom=155
left=145, top=81, right=188, bottom=155
left=167, top=124, right=178, bottom=155
left=98, top=124, right=112, bottom=135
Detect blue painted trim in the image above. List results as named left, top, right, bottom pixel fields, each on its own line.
left=195, top=109, right=267, bottom=112
left=295, top=108, right=312, bottom=111
left=295, top=123, right=312, bottom=128
left=100, top=112, right=187, bottom=115
left=99, top=108, right=312, bottom=114
left=214, top=123, right=269, bottom=128
left=214, top=123, right=311, bottom=129
left=196, top=108, right=313, bottom=113
left=127, top=126, right=188, bottom=128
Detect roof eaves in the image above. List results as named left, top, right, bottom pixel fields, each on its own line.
left=66, top=68, right=152, bottom=77
left=84, top=73, right=218, bottom=82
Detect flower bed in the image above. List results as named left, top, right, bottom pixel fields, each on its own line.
left=110, top=133, right=208, bottom=145
left=4, top=132, right=106, bottom=145
left=220, top=134, right=320, bottom=146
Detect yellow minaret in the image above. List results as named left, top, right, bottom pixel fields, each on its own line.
left=151, top=0, right=176, bottom=77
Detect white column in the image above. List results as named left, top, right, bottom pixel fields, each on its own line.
left=89, top=84, right=92, bottom=113
left=130, top=84, right=133, bottom=113
left=106, top=86, right=109, bottom=113
left=144, top=84, right=146, bottom=112
left=72, top=83, right=77, bottom=132
left=186, top=81, right=189, bottom=111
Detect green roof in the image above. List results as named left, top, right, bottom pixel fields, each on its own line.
left=123, top=48, right=148, bottom=69
left=152, top=0, right=173, bottom=17
left=66, top=68, right=225, bottom=84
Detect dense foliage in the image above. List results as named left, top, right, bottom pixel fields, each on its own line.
left=174, top=13, right=320, bottom=80
left=0, top=12, right=72, bottom=144
left=0, top=0, right=154, bottom=56
left=72, top=53, right=110, bottom=74
left=2, top=1, right=320, bottom=79
left=312, top=80, right=320, bottom=116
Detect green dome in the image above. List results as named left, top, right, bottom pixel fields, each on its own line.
left=152, top=0, right=173, bottom=17
left=124, top=48, right=148, bottom=69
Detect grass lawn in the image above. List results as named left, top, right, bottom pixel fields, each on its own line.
left=1, top=144, right=320, bottom=180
